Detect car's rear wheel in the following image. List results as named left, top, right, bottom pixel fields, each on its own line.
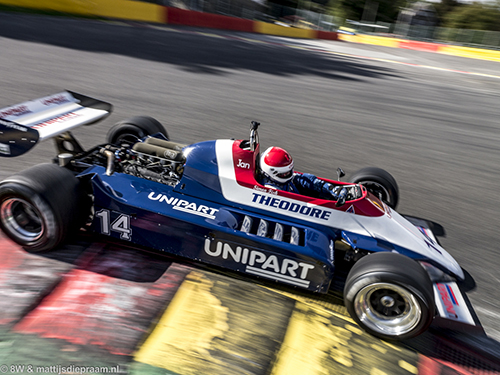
left=0, top=164, right=85, bottom=252
left=107, top=116, right=168, bottom=146
left=344, top=252, right=434, bottom=341
left=350, top=167, right=399, bottom=209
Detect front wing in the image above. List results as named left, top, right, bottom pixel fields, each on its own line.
left=433, top=281, right=480, bottom=331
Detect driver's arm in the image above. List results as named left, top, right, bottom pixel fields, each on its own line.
left=293, top=173, right=337, bottom=199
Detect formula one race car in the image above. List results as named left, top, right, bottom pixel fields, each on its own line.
left=0, top=91, right=479, bottom=341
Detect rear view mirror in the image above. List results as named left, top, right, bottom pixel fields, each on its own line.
left=337, top=167, right=345, bottom=180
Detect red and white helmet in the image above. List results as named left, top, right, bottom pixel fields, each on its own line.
left=260, top=146, right=294, bottom=184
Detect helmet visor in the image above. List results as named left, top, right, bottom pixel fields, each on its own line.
left=276, top=170, right=293, bottom=180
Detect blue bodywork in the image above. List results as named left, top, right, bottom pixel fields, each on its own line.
left=78, top=139, right=461, bottom=293
left=82, top=141, right=337, bottom=293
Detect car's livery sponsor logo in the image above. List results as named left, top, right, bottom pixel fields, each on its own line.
left=418, top=226, right=437, bottom=245
left=436, top=283, right=458, bottom=319
left=204, top=239, right=314, bottom=288
left=0, top=105, right=31, bottom=118
left=236, top=159, right=250, bottom=169
left=148, top=192, right=219, bottom=219
left=421, top=231, right=442, bottom=255
left=0, top=119, right=27, bottom=132
left=163, top=149, right=178, bottom=159
left=33, top=112, right=82, bottom=129
left=41, top=94, right=70, bottom=106
left=253, top=185, right=278, bottom=195
left=0, top=143, right=11, bottom=155
left=251, top=192, right=331, bottom=220
left=368, top=198, right=385, bottom=213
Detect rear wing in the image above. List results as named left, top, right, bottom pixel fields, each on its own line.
left=0, top=91, right=112, bottom=157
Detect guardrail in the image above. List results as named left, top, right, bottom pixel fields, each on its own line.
left=0, top=0, right=338, bottom=40
left=338, top=33, right=500, bottom=62
left=3, top=0, right=500, bottom=60
left=388, top=24, right=500, bottom=50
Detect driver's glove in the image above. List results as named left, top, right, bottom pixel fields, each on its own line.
left=326, top=184, right=343, bottom=199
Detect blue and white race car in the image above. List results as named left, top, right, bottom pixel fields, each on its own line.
left=0, top=91, right=479, bottom=341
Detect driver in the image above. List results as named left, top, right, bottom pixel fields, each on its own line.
left=258, top=146, right=340, bottom=200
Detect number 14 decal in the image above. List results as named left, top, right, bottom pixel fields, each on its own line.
left=96, top=209, right=132, bottom=240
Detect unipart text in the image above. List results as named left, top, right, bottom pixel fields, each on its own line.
left=41, top=94, right=71, bottom=106
left=204, top=239, right=315, bottom=288
left=148, top=192, right=219, bottom=219
left=33, top=112, right=82, bottom=129
left=0, top=105, right=31, bottom=118
left=437, top=283, right=458, bottom=319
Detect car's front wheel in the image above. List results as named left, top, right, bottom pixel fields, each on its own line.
left=344, top=252, right=435, bottom=341
left=0, top=164, right=85, bottom=252
left=350, top=167, right=399, bottom=209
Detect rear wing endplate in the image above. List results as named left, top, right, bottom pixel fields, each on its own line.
left=0, top=91, right=112, bottom=157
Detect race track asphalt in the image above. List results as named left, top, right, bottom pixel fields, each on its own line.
left=0, top=10, right=500, bottom=365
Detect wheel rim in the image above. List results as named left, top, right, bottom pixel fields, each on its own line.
left=0, top=198, right=44, bottom=242
left=353, top=282, right=422, bottom=337
left=358, top=181, right=392, bottom=205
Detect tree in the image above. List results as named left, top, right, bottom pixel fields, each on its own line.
left=442, top=2, right=500, bottom=31
left=434, top=0, right=461, bottom=20
left=326, top=0, right=347, bottom=20
left=327, top=0, right=406, bottom=23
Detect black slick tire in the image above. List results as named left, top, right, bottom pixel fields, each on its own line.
left=350, top=167, right=399, bottom=209
left=0, top=164, right=85, bottom=252
left=344, top=252, right=435, bottom=341
left=106, top=116, right=168, bottom=145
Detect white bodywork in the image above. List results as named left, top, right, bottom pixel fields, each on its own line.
left=215, top=139, right=464, bottom=279
left=216, top=139, right=477, bottom=328
left=0, top=91, right=110, bottom=141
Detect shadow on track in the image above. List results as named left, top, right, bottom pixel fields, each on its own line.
left=39, top=235, right=173, bottom=283
left=0, top=12, right=401, bottom=81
